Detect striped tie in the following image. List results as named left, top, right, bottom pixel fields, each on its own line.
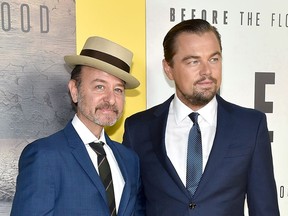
left=89, top=142, right=117, bottom=216
left=186, top=112, right=202, bottom=195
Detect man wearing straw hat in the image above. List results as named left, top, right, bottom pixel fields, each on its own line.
left=11, top=36, right=145, bottom=216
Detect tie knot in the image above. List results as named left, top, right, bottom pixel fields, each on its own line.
left=188, top=112, right=199, bottom=124
left=89, top=141, right=106, bottom=156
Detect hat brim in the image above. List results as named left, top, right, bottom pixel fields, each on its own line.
left=64, top=55, right=140, bottom=89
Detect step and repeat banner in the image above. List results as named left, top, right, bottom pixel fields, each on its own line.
left=0, top=0, right=75, bottom=214
left=146, top=0, right=287, bottom=214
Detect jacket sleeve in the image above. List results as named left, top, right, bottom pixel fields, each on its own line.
left=246, top=113, right=280, bottom=215
left=123, top=119, right=146, bottom=216
left=10, top=141, right=55, bottom=216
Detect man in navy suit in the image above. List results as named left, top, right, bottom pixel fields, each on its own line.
left=123, top=19, right=280, bottom=215
left=11, top=36, right=145, bottom=216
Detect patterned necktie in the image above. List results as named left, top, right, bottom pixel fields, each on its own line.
left=186, top=112, right=202, bottom=195
left=89, top=142, right=117, bottom=216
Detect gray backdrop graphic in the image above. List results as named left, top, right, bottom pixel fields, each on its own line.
left=0, top=0, right=75, bottom=214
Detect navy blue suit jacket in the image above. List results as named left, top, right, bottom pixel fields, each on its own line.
left=123, top=95, right=279, bottom=216
left=11, top=121, right=145, bottom=216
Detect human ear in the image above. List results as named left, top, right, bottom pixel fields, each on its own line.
left=162, top=59, right=174, bottom=81
left=68, top=80, right=78, bottom=103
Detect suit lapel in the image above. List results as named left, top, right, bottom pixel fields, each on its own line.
left=150, top=95, right=236, bottom=199
left=194, top=95, right=235, bottom=196
left=151, top=96, right=190, bottom=197
left=63, top=122, right=107, bottom=203
left=105, top=135, right=131, bottom=216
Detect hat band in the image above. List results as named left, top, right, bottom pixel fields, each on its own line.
left=80, top=49, right=130, bottom=73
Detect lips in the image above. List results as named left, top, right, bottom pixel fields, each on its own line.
left=198, top=80, right=213, bottom=85
left=100, top=109, right=117, bottom=114
left=195, top=77, right=217, bottom=87
left=96, top=105, right=118, bottom=115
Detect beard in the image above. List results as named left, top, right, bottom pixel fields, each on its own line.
left=177, top=76, right=218, bottom=107
left=186, top=90, right=216, bottom=107
left=77, top=93, right=122, bottom=127
left=93, top=102, right=120, bottom=126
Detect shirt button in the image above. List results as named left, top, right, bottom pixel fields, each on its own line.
left=189, top=203, right=196, bottom=209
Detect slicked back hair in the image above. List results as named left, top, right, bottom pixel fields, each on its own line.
left=163, top=19, right=222, bottom=66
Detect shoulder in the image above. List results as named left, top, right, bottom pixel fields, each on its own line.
left=107, top=137, right=139, bottom=162
left=217, top=95, right=266, bottom=121
left=126, top=95, right=174, bottom=123
left=20, top=123, right=71, bottom=161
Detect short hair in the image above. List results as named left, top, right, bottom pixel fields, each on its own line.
left=163, top=19, right=222, bottom=65
left=69, top=65, right=82, bottom=110
left=70, top=65, right=82, bottom=88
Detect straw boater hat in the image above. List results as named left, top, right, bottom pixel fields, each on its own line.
left=64, top=36, right=140, bottom=89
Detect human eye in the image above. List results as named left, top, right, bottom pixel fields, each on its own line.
left=186, top=59, right=199, bottom=66
left=209, top=56, right=221, bottom=64
left=95, top=85, right=105, bottom=91
left=191, top=60, right=199, bottom=65
left=209, top=53, right=222, bottom=64
left=114, top=87, right=124, bottom=95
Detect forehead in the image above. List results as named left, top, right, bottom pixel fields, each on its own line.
left=175, top=31, right=221, bottom=52
left=81, top=66, right=125, bottom=85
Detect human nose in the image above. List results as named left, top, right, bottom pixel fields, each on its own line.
left=103, top=88, right=116, bottom=105
left=199, top=62, right=212, bottom=76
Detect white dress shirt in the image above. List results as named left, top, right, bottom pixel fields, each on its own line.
left=165, top=95, right=217, bottom=186
left=71, top=114, right=124, bottom=213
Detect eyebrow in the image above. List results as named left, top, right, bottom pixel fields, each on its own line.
left=91, top=78, right=105, bottom=84
left=182, top=51, right=222, bottom=62
left=92, top=78, right=125, bottom=88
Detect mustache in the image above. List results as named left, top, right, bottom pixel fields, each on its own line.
left=96, top=103, right=119, bottom=113
left=195, top=76, right=217, bottom=84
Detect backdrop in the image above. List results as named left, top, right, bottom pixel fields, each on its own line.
left=0, top=0, right=286, bottom=215
left=0, top=0, right=75, bottom=214
left=146, top=0, right=288, bottom=214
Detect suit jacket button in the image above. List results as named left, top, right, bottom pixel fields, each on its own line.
left=189, top=203, right=196, bottom=209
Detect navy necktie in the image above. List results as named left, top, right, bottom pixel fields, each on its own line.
left=186, top=112, right=202, bottom=195
left=89, top=142, right=117, bottom=216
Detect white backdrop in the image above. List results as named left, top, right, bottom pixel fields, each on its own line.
left=146, top=0, right=288, bottom=214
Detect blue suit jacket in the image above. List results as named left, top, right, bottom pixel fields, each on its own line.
left=11, top=121, right=145, bottom=216
left=123, top=95, right=279, bottom=216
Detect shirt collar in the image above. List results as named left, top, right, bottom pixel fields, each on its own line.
left=173, top=94, right=217, bottom=126
left=71, top=114, right=106, bottom=145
